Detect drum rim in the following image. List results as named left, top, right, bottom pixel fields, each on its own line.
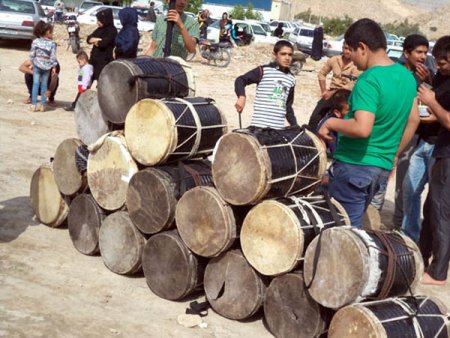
left=304, top=129, right=328, bottom=181
left=99, top=211, right=144, bottom=275
left=212, top=132, right=272, bottom=205
left=87, top=135, right=138, bottom=211
left=176, top=186, right=236, bottom=257
left=329, top=304, right=387, bottom=338
left=304, top=227, right=369, bottom=309
left=143, top=231, right=198, bottom=299
left=68, top=193, right=104, bottom=255
left=125, top=99, right=177, bottom=166
left=30, top=164, right=69, bottom=227
left=53, top=138, right=86, bottom=196
left=127, top=168, right=175, bottom=234
left=241, top=200, right=303, bottom=276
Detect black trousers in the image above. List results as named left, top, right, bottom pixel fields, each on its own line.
left=25, top=73, right=58, bottom=101
left=426, top=157, right=450, bottom=280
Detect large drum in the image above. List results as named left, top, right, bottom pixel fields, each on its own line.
left=53, top=138, right=87, bottom=196
left=204, top=249, right=267, bottom=320
left=264, top=272, right=331, bottom=338
left=329, top=296, right=450, bottom=338
left=142, top=230, right=205, bottom=300
left=98, top=211, right=146, bottom=275
left=303, top=227, right=424, bottom=309
left=212, top=126, right=327, bottom=205
left=98, top=56, right=196, bottom=124
left=30, top=164, right=69, bottom=228
left=126, top=160, right=213, bottom=234
left=125, top=97, right=227, bottom=166
left=68, top=193, right=105, bottom=255
left=74, top=90, right=110, bottom=145
left=176, top=186, right=249, bottom=257
left=241, top=195, right=349, bottom=276
left=87, top=134, right=138, bottom=211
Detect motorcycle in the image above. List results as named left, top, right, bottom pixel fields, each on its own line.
left=64, top=14, right=80, bottom=54
left=186, top=39, right=231, bottom=68
left=289, top=50, right=308, bottom=76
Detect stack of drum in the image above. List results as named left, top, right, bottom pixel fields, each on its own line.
left=29, top=56, right=449, bottom=338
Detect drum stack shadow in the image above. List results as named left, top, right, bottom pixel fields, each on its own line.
left=29, top=56, right=450, bottom=338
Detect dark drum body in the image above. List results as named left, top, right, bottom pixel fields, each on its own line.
left=125, top=97, right=227, bottom=166
left=98, top=56, right=196, bottom=124
left=212, top=126, right=327, bottom=205
left=126, top=160, right=213, bottom=234
left=142, top=230, right=205, bottom=301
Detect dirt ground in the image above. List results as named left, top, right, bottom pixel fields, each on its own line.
left=1, top=25, right=449, bottom=337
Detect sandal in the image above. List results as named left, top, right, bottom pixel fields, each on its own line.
left=29, top=105, right=36, bottom=112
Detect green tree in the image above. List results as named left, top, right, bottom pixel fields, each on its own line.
left=186, top=0, right=203, bottom=14
left=323, top=15, right=353, bottom=36
left=382, top=19, right=422, bottom=37
left=230, top=5, right=246, bottom=19
left=245, top=3, right=263, bottom=20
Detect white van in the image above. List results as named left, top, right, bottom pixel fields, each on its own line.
left=207, top=19, right=278, bottom=45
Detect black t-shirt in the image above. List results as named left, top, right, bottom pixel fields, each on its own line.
left=432, top=72, right=450, bottom=158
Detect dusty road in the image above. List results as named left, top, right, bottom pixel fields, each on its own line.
left=0, top=26, right=448, bottom=337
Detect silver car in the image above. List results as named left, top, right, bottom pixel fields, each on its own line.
left=0, top=0, right=46, bottom=40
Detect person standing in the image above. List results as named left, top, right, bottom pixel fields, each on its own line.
left=115, top=7, right=140, bottom=59
left=197, top=9, right=210, bottom=39
left=29, top=21, right=58, bottom=112
left=87, top=8, right=117, bottom=81
left=311, top=25, right=323, bottom=61
left=53, top=0, right=65, bottom=23
left=145, top=0, right=199, bottom=60
left=19, top=59, right=59, bottom=105
left=273, top=22, right=284, bottom=38
left=64, top=51, right=94, bottom=111
left=148, top=1, right=157, bottom=23
left=418, top=35, right=450, bottom=286
left=318, top=18, right=419, bottom=227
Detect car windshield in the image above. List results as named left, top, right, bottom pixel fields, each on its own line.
left=259, top=23, right=270, bottom=33
left=300, top=28, right=314, bottom=37
left=0, top=0, right=36, bottom=13
left=387, top=49, right=403, bottom=61
left=40, top=0, right=54, bottom=6
left=252, top=24, right=265, bottom=35
left=81, top=1, right=102, bottom=10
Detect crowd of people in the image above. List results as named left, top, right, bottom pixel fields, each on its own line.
left=20, top=0, right=449, bottom=285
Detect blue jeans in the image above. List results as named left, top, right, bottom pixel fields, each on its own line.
left=32, top=66, right=49, bottom=106
left=401, top=139, right=435, bottom=242
left=329, top=161, right=390, bottom=228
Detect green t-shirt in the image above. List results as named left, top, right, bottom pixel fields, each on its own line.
left=334, top=63, right=417, bottom=170
left=151, top=13, right=199, bottom=60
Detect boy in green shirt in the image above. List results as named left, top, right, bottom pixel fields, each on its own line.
left=318, top=18, right=420, bottom=227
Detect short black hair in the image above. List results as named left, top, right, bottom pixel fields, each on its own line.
left=344, top=18, right=386, bottom=51
left=76, top=50, right=89, bottom=62
left=274, top=40, right=293, bottom=53
left=432, top=35, right=450, bottom=61
left=330, top=89, right=351, bottom=112
left=403, top=34, right=429, bottom=53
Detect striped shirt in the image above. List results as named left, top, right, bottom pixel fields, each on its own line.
left=235, top=63, right=297, bottom=129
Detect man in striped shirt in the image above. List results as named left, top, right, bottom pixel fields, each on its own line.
left=234, top=40, right=297, bottom=129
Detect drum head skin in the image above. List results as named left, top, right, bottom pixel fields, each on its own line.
left=125, top=99, right=176, bottom=166
left=303, top=227, right=369, bottom=309
left=127, top=168, right=176, bottom=234
left=87, top=135, right=138, bottom=211
left=264, top=273, right=329, bottom=338
left=30, top=165, right=69, bottom=227
left=204, top=249, right=266, bottom=320
left=212, top=132, right=271, bottom=205
left=53, top=138, right=85, bottom=196
left=99, top=211, right=145, bottom=275
left=142, top=231, right=202, bottom=300
left=74, top=90, right=110, bottom=145
left=241, top=200, right=303, bottom=276
left=68, top=194, right=104, bottom=255
left=176, top=186, right=238, bottom=257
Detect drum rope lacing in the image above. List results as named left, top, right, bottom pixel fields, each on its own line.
left=168, top=98, right=227, bottom=157
left=128, top=58, right=195, bottom=96
left=360, top=296, right=449, bottom=338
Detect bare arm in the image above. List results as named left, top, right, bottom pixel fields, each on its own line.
left=146, top=40, right=157, bottom=56
left=419, top=84, right=450, bottom=130
left=169, top=10, right=197, bottom=53
left=318, top=110, right=375, bottom=141
left=396, top=98, right=420, bottom=155
left=19, top=60, right=32, bottom=75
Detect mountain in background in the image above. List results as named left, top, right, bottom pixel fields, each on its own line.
left=291, top=0, right=449, bottom=39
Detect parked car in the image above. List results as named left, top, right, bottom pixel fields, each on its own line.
left=324, top=34, right=344, bottom=57
left=206, top=19, right=277, bottom=45
left=268, top=20, right=295, bottom=34
left=38, top=0, right=54, bottom=15
left=0, top=0, right=46, bottom=40
left=77, top=0, right=103, bottom=14
left=77, top=5, right=155, bottom=32
left=288, top=25, right=327, bottom=53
